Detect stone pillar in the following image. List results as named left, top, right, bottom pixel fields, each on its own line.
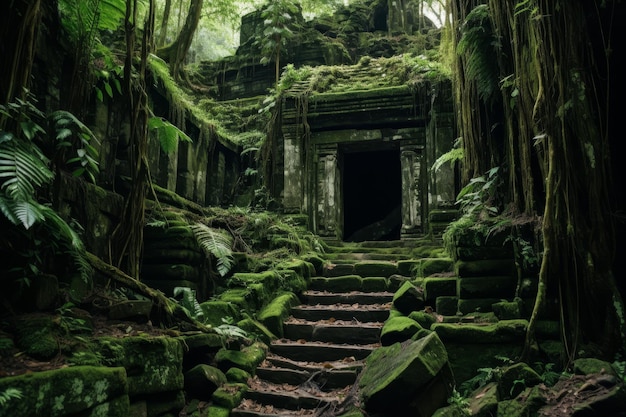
left=400, top=144, right=424, bottom=238
left=283, top=130, right=303, bottom=213
left=316, top=146, right=340, bottom=239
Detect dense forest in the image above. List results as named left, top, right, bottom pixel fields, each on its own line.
left=1, top=0, right=625, bottom=416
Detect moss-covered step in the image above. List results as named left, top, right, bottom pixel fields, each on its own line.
left=269, top=339, right=377, bottom=362
left=283, top=320, right=382, bottom=344
left=255, top=366, right=359, bottom=389
left=290, top=304, right=390, bottom=322
left=241, top=382, right=338, bottom=411
left=308, top=275, right=363, bottom=292
left=300, top=290, right=393, bottom=306
left=457, top=275, right=517, bottom=299
left=431, top=319, right=528, bottom=344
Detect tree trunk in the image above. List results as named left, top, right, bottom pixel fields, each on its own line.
left=157, top=0, right=172, bottom=47
left=0, top=0, right=41, bottom=107
left=156, top=0, right=203, bottom=81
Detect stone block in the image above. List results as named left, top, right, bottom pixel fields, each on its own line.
left=392, top=280, right=425, bottom=315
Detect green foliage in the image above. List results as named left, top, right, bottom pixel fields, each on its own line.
left=148, top=116, right=193, bottom=154
left=0, top=388, right=23, bottom=407
left=457, top=4, right=500, bottom=101
left=458, top=366, right=502, bottom=396
left=190, top=223, right=235, bottom=277
left=447, top=389, right=471, bottom=416
left=0, top=94, right=93, bottom=293
left=455, top=166, right=501, bottom=218
left=173, top=286, right=204, bottom=321
left=432, top=137, right=463, bottom=172
left=49, top=110, right=100, bottom=183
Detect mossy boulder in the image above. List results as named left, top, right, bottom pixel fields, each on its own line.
left=236, top=317, right=276, bottom=344
left=184, top=364, right=227, bottom=400
left=0, top=366, right=128, bottom=417
left=359, top=333, right=453, bottom=414
left=380, top=316, right=423, bottom=346
left=275, top=269, right=308, bottom=293
left=257, top=292, right=300, bottom=338
left=497, top=362, right=542, bottom=400
left=225, top=367, right=251, bottom=383
left=95, top=336, right=183, bottom=396
left=215, top=341, right=267, bottom=374
left=14, top=315, right=58, bottom=360
left=211, top=382, right=248, bottom=408
left=408, top=310, right=437, bottom=329
left=392, top=280, right=425, bottom=315
left=200, top=300, right=241, bottom=327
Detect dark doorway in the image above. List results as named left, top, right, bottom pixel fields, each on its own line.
left=343, top=149, right=402, bottom=241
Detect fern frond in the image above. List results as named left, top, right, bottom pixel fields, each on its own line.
left=458, top=4, right=500, bottom=101
left=190, top=223, right=234, bottom=277
left=0, top=138, right=53, bottom=201
left=173, top=287, right=204, bottom=320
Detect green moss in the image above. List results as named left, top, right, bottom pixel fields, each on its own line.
left=211, top=382, right=247, bottom=408
left=257, top=292, right=300, bottom=338
left=0, top=366, right=128, bottom=417
left=0, top=336, right=15, bottom=357
left=15, top=316, right=58, bottom=360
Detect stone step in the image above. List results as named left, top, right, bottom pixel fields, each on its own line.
left=283, top=320, right=383, bottom=344
left=300, top=290, right=394, bottom=306
left=291, top=304, right=390, bottom=322
left=238, top=379, right=341, bottom=411
left=325, top=252, right=411, bottom=261
left=263, top=352, right=365, bottom=373
left=255, top=366, right=359, bottom=389
left=270, top=339, right=378, bottom=362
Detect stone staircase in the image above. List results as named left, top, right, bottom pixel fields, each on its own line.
left=230, top=240, right=418, bottom=416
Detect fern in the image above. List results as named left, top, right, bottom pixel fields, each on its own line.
left=147, top=116, right=192, bottom=154
left=190, top=223, right=235, bottom=277
left=457, top=4, right=500, bottom=101
left=50, top=110, right=100, bottom=183
left=173, top=286, right=204, bottom=321
left=0, top=388, right=23, bottom=407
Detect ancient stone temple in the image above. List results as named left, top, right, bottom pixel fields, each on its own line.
left=278, top=69, right=456, bottom=242
left=198, top=1, right=458, bottom=242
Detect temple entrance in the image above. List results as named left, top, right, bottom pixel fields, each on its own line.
left=342, top=148, right=402, bottom=242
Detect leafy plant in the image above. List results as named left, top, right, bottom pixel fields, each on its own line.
left=0, top=388, right=23, bottom=407
left=0, top=93, right=93, bottom=294
left=432, top=136, right=464, bottom=173
left=256, top=0, right=299, bottom=85
left=173, top=286, right=204, bottom=321
left=455, top=166, right=501, bottom=218
left=447, top=389, right=471, bottom=416
left=148, top=116, right=192, bottom=154
left=457, top=4, right=500, bottom=101
left=190, top=223, right=235, bottom=277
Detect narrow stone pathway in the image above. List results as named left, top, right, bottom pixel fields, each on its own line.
left=230, top=241, right=416, bottom=417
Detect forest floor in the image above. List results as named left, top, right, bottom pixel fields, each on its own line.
left=1, top=310, right=624, bottom=416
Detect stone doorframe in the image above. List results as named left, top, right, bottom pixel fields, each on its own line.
left=306, top=128, right=428, bottom=241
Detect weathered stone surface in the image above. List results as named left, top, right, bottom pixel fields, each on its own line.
left=457, top=275, right=516, bottom=299
left=418, top=257, right=454, bottom=277
left=0, top=366, right=128, bottom=417
left=200, top=300, right=242, bottom=327
left=184, top=364, right=227, bottom=400
left=310, top=275, right=363, bottom=292
left=423, top=276, right=457, bottom=302
left=211, top=382, right=247, bottom=408
left=455, top=259, right=515, bottom=277
left=432, top=319, right=527, bottom=344
left=380, top=316, right=422, bottom=346
left=392, top=280, right=425, bottom=315
left=215, top=341, right=267, bottom=374
left=257, top=292, right=300, bottom=338
left=95, top=336, right=184, bottom=396
left=497, top=363, right=542, bottom=400
left=359, top=332, right=452, bottom=413
left=354, top=261, right=398, bottom=277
